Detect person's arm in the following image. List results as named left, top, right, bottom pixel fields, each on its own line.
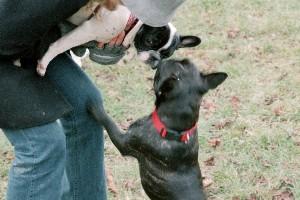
left=37, top=5, right=131, bottom=76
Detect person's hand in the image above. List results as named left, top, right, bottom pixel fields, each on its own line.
left=71, top=13, right=138, bottom=65
left=87, top=14, right=137, bottom=65
left=70, top=32, right=127, bottom=65
left=86, top=31, right=127, bottom=65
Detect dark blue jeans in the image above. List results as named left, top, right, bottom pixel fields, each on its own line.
left=3, top=53, right=107, bottom=200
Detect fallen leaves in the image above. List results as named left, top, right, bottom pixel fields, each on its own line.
left=208, top=138, right=221, bottom=148
left=227, top=28, right=240, bottom=39
left=264, top=95, right=279, bottom=106
left=248, top=193, right=259, bottom=200
left=201, top=99, right=217, bottom=119
left=106, top=168, right=118, bottom=198
left=202, top=99, right=217, bottom=112
left=124, top=180, right=135, bottom=190
left=2, top=151, right=14, bottom=161
left=294, top=140, right=300, bottom=146
left=232, top=193, right=260, bottom=200
left=202, top=176, right=213, bottom=188
left=230, top=96, right=240, bottom=111
left=272, top=189, right=295, bottom=200
left=213, top=119, right=233, bottom=130
left=256, top=175, right=268, bottom=186
left=204, top=156, right=215, bottom=166
left=273, top=105, right=285, bottom=116
left=271, top=179, right=295, bottom=200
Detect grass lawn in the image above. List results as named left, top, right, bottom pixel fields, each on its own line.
left=1, top=0, right=299, bottom=199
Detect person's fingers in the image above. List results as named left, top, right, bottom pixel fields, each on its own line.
left=125, top=14, right=137, bottom=32
left=98, top=30, right=126, bottom=48
left=109, top=36, right=118, bottom=47
left=98, top=42, right=105, bottom=48
left=115, top=31, right=126, bottom=46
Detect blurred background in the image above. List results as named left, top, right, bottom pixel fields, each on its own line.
left=1, top=0, right=299, bottom=199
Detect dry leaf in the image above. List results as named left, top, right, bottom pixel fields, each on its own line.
left=203, top=177, right=213, bottom=188
left=232, top=196, right=241, bottom=200
left=248, top=193, right=258, bottom=200
left=230, top=96, right=240, bottom=111
left=273, top=106, right=285, bottom=116
left=3, top=151, right=14, bottom=161
left=264, top=95, right=279, bottom=105
left=261, top=159, right=272, bottom=168
left=272, top=189, right=295, bottom=200
left=294, top=141, right=300, bottom=146
left=213, top=119, right=232, bottom=130
left=204, top=156, right=215, bottom=166
left=106, top=168, right=118, bottom=197
left=202, top=99, right=217, bottom=112
left=124, top=180, right=135, bottom=190
left=256, top=175, right=268, bottom=185
left=202, top=99, right=217, bottom=119
left=277, top=179, right=294, bottom=190
left=227, top=28, right=240, bottom=39
left=208, top=138, right=221, bottom=148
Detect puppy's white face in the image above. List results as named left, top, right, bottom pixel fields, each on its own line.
left=134, top=23, right=201, bottom=68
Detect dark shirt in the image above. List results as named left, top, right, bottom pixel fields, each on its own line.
left=0, top=0, right=88, bottom=129
left=0, top=0, right=88, bottom=60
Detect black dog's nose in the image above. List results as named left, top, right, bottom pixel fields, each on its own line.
left=147, top=50, right=162, bottom=69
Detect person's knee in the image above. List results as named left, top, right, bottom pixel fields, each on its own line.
left=35, top=125, right=66, bottom=166
left=10, top=123, right=66, bottom=176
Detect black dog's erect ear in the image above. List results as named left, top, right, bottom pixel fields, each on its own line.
left=202, top=72, right=228, bottom=90
left=178, top=36, right=201, bottom=48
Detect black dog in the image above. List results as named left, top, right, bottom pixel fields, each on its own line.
left=88, top=59, right=227, bottom=199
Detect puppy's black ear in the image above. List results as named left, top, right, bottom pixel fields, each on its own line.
left=178, top=36, right=201, bottom=48
left=202, top=72, right=228, bottom=90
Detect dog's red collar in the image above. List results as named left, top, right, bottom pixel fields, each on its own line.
left=151, top=109, right=197, bottom=144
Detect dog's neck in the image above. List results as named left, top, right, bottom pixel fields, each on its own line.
left=156, top=97, right=201, bottom=132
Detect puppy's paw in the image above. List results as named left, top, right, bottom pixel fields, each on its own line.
left=36, top=61, right=47, bottom=77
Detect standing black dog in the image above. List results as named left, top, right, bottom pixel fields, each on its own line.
left=88, top=59, right=227, bottom=199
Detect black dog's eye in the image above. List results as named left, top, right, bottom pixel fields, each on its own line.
left=171, top=72, right=180, bottom=81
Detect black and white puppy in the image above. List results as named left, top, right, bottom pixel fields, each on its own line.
left=134, top=23, right=201, bottom=68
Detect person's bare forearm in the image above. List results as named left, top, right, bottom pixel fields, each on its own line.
left=37, top=5, right=130, bottom=76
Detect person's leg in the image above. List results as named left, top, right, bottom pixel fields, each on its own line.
left=46, top=53, right=107, bottom=200
left=2, top=121, right=66, bottom=200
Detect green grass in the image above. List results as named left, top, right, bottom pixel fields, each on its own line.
left=1, top=0, right=300, bottom=199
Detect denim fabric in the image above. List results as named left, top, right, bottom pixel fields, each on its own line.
left=2, top=53, right=107, bottom=200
